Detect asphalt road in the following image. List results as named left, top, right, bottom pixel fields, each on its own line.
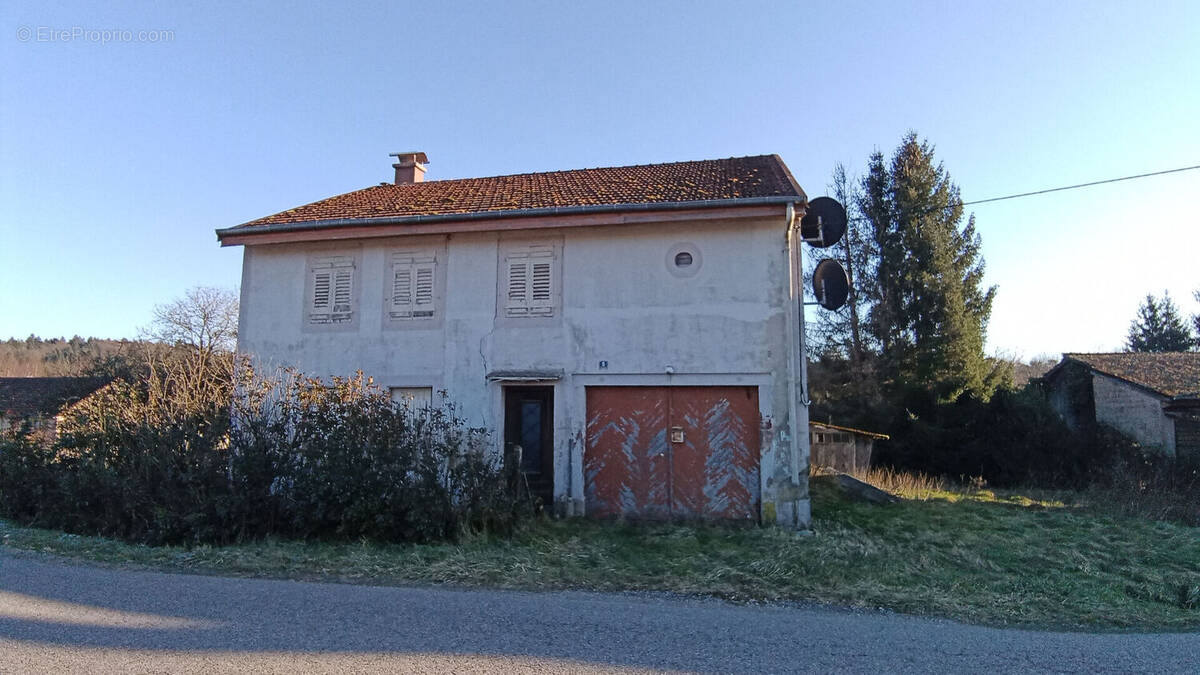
left=1, top=549, right=1197, bottom=674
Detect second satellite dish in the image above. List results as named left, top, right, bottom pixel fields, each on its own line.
left=800, top=197, right=847, bottom=248
left=812, top=259, right=850, bottom=311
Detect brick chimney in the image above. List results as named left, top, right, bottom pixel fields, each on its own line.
left=390, top=151, right=428, bottom=184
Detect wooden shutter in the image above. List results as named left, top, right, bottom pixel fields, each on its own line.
left=506, top=260, right=529, bottom=316
left=505, top=245, right=555, bottom=317
left=391, top=252, right=437, bottom=320
left=413, top=264, right=435, bottom=317
left=529, top=259, right=553, bottom=316
left=310, top=256, right=354, bottom=324
left=391, top=266, right=414, bottom=318
left=332, top=269, right=352, bottom=317
left=312, top=272, right=332, bottom=314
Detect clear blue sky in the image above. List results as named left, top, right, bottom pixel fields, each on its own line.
left=2, top=1, right=1197, bottom=359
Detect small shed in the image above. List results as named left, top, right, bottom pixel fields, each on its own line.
left=809, top=422, right=889, bottom=474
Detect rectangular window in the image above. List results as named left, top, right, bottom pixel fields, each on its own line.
left=309, top=255, right=355, bottom=324
left=504, top=245, right=556, bottom=317
left=389, top=251, right=437, bottom=320
left=390, top=387, right=433, bottom=409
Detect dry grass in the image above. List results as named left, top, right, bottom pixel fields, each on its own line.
left=1075, top=473, right=1200, bottom=527
left=814, top=465, right=951, bottom=501
left=4, top=472, right=1199, bottom=631
left=827, top=463, right=1200, bottom=525
left=819, top=465, right=1072, bottom=508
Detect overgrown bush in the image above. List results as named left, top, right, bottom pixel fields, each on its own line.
left=875, top=384, right=1126, bottom=488
left=1086, top=441, right=1200, bottom=526
left=229, top=372, right=527, bottom=543
left=872, top=384, right=1200, bottom=525
left=13, top=373, right=235, bottom=545
left=0, top=363, right=529, bottom=545
left=0, top=424, right=61, bottom=524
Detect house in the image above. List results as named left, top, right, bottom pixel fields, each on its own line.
left=216, top=152, right=817, bottom=526
left=809, top=421, right=888, bottom=474
left=1041, top=352, right=1200, bottom=462
left=0, top=377, right=110, bottom=441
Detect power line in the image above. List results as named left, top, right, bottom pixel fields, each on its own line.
left=958, top=163, right=1200, bottom=207
left=844, top=162, right=1200, bottom=221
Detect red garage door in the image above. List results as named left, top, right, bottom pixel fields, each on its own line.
left=584, top=386, right=760, bottom=520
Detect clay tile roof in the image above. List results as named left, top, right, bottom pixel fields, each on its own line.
left=233, top=154, right=803, bottom=229
left=0, top=377, right=110, bottom=420
left=1063, top=353, right=1200, bottom=398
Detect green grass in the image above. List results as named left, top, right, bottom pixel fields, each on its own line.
left=3, top=475, right=1198, bottom=631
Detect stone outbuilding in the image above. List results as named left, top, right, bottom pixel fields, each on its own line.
left=1041, top=352, right=1200, bottom=462
left=808, top=422, right=888, bottom=474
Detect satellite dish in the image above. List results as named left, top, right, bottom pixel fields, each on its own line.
left=800, top=197, right=847, bottom=248
left=812, top=259, right=850, bottom=310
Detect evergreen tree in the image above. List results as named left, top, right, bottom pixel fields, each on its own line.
left=1125, top=292, right=1195, bottom=352
left=860, top=132, right=999, bottom=401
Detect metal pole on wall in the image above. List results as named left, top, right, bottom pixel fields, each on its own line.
left=784, top=202, right=812, bottom=530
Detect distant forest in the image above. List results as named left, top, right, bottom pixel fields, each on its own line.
left=0, top=336, right=140, bottom=377
left=3, top=334, right=1057, bottom=384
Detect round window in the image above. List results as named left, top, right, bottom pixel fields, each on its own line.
left=665, top=243, right=702, bottom=278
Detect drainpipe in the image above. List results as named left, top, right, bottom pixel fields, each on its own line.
left=783, top=202, right=812, bottom=530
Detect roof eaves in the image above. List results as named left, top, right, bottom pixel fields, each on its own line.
left=216, top=195, right=801, bottom=242
left=769, top=154, right=808, bottom=204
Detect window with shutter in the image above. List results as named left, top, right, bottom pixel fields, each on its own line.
left=390, top=252, right=437, bottom=320
left=504, top=245, right=556, bottom=318
left=309, top=256, right=355, bottom=324
left=390, top=386, right=434, bottom=410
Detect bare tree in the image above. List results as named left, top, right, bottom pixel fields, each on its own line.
left=1194, top=289, right=1200, bottom=346
left=805, top=163, right=878, bottom=362
left=140, top=286, right=240, bottom=413
left=148, top=286, right=239, bottom=354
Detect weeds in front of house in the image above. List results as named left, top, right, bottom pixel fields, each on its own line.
left=0, top=361, right=531, bottom=546
left=4, top=470, right=1198, bottom=631
left=1, top=345, right=1196, bottom=629
left=823, top=433, right=1200, bottom=528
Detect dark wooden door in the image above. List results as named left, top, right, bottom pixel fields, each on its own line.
left=584, top=386, right=760, bottom=520
left=504, top=386, right=554, bottom=504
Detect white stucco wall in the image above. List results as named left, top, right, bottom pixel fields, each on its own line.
left=236, top=215, right=804, bottom=521
left=1092, top=373, right=1175, bottom=455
